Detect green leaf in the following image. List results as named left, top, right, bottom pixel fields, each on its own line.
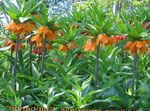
left=81, top=75, right=92, bottom=89
left=32, top=63, right=41, bottom=78
left=0, top=104, right=8, bottom=111
left=139, top=32, right=148, bottom=38
left=35, top=96, right=48, bottom=109
left=80, top=99, right=111, bottom=108
left=0, top=46, right=11, bottom=51
left=47, top=92, right=64, bottom=106
left=19, top=17, right=31, bottom=23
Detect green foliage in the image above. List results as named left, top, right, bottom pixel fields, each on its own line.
left=0, top=0, right=150, bottom=110
left=84, top=4, right=116, bottom=37
left=0, top=0, right=42, bottom=22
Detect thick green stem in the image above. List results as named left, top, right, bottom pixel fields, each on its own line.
left=41, top=37, right=46, bottom=73
left=29, top=38, right=32, bottom=74
left=132, top=52, right=138, bottom=95
left=13, top=36, right=19, bottom=91
left=95, top=45, right=100, bottom=88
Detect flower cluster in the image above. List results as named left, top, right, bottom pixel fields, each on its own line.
left=6, top=21, right=35, bottom=35
left=31, top=26, right=57, bottom=55
left=37, top=26, right=56, bottom=41
left=111, top=35, right=126, bottom=44
left=59, top=42, right=78, bottom=52
left=83, top=38, right=96, bottom=51
left=124, top=40, right=150, bottom=55
left=83, top=34, right=121, bottom=51
left=96, top=34, right=113, bottom=46
left=4, top=40, right=24, bottom=52
left=32, top=44, right=51, bottom=55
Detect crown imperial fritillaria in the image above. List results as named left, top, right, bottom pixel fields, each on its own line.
left=124, top=41, right=149, bottom=55
left=6, top=21, right=35, bottom=35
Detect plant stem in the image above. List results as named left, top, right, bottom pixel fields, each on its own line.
left=95, top=45, right=100, bottom=88
left=13, top=36, right=19, bottom=91
left=29, top=38, right=32, bottom=74
left=38, top=53, right=41, bottom=64
left=132, top=52, right=138, bottom=96
left=41, top=37, right=46, bottom=74
left=10, top=49, right=13, bottom=73
left=66, top=50, right=69, bottom=59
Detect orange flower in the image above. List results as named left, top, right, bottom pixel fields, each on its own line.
left=37, top=42, right=43, bottom=48
left=32, top=48, right=42, bottom=55
left=4, top=40, right=14, bottom=46
left=58, top=42, right=77, bottom=52
left=36, top=42, right=52, bottom=51
left=46, top=44, right=52, bottom=50
left=136, top=41, right=148, bottom=54
left=38, top=26, right=50, bottom=35
left=6, top=22, right=20, bottom=34
left=124, top=41, right=148, bottom=55
left=6, top=21, right=35, bottom=35
left=144, top=40, right=150, bottom=45
left=31, top=35, right=42, bottom=44
left=96, top=34, right=113, bottom=46
left=59, top=44, right=68, bottom=52
left=111, top=36, right=119, bottom=44
left=37, top=26, right=56, bottom=41
left=46, top=30, right=57, bottom=41
left=17, top=43, right=24, bottom=51
left=4, top=40, right=24, bottom=52
left=83, top=38, right=96, bottom=51
left=111, top=35, right=126, bottom=44
left=25, top=22, right=35, bottom=34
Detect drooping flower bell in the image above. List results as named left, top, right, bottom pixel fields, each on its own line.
left=96, top=34, right=113, bottom=46
left=31, top=26, right=55, bottom=55
left=32, top=48, right=42, bottom=55
left=4, top=40, right=24, bottom=52
left=6, top=21, right=35, bottom=35
left=83, top=34, right=113, bottom=52
left=83, top=38, right=97, bottom=51
left=124, top=41, right=149, bottom=55
left=111, top=35, right=126, bottom=44
left=32, top=43, right=52, bottom=55
left=36, top=42, right=51, bottom=50
left=59, top=42, right=78, bottom=52
left=31, top=35, right=42, bottom=44
left=37, top=26, right=56, bottom=41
